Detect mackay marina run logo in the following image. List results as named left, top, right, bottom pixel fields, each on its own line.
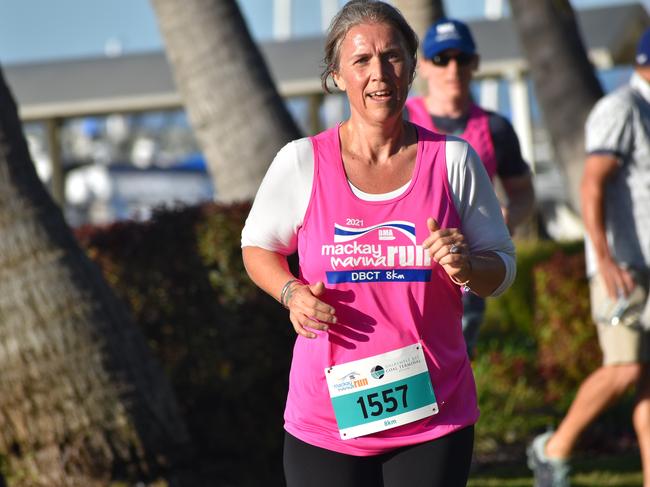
left=330, top=356, right=422, bottom=393
left=322, top=220, right=432, bottom=284
left=331, top=366, right=383, bottom=393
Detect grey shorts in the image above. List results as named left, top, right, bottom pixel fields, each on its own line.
left=590, top=270, right=650, bottom=365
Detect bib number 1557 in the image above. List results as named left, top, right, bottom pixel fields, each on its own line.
left=356, top=384, right=408, bottom=419
left=325, top=343, right=438, bottom=439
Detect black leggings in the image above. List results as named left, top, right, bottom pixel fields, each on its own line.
left=283, top=426, right=474, bottom=487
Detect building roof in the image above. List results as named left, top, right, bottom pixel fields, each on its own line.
left=474, top=2, right=649, bottom=76
left=5, top=3, right=649, bottom=121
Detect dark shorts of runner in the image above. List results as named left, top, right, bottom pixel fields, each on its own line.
left=283, top=425, right=474, bottom=487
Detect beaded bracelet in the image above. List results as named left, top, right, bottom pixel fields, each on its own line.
left=450, top=275, right=470, bottom=286
left=450, top=257, right=473, bottom=292
left=279, top=278, right=301, bottom=308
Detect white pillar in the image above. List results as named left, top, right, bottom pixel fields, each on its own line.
left=479, top=78, right=500, bottom=113
left=323, top=94, right=347, bottom=129
left=484, top=0, right=505, bottom=20
left=274, top=0, right=292, bottom=41
left=308, top=93, right=324, bottom=134
left=46, top=118, right=65, bottom=206
left=507, top=69, right=535, bottom=172
left=321, top=0, right=339, bottom=31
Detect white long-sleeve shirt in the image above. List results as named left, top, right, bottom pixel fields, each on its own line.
left=242, top=135, right=516, bottom=296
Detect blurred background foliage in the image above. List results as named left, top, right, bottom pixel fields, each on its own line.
left=76, top=203, right=294, bottom=486
left=75, top=204, right=634, bottom=484
left=474, top=241, right=634, bottom=461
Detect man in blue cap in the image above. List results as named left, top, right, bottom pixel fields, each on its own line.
left=405, top=18, right=535, bottom=358
left=527, top=27, right=650, bottom=487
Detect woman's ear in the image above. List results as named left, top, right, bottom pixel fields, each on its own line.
left=332, top=72, right=345, bottom=91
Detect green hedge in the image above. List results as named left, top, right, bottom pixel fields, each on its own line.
left=76, top=203, right=293, bottom=486
left=75, top=203, right=631, bottom=479
left=474, top=241, right=635, bottom=457
left=473, top=243, right=595, bottom=455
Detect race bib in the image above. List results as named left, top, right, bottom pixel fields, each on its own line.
left=325, top=343, right=438, bottom=440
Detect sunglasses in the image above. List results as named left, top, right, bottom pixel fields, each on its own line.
left=430, top=52, right=475, bottom=67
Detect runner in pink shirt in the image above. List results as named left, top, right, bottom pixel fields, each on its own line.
left=242, top=2, right=515, bottom=486
left=405, top=18, right=535, bottom=358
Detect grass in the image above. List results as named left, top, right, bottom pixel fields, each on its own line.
left=468, top=452, right=642, bottom=487
left=105, top=451, right=641, bottom=486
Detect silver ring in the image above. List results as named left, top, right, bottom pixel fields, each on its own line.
left=449, top=244, right=461, bottom=254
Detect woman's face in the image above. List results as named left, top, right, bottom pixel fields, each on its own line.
left=332, top=22, right=412, bottom=125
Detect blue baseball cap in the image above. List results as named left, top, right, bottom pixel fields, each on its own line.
left=422, top=18, right=476, bottom=60
left=636, top=27, right=650, bottom=66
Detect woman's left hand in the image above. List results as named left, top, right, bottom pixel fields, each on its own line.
left=422, top=217, right=472, bottom=283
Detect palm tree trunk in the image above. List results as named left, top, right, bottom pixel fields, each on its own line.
left=509, top=0, right=603, bottom=211
left=150, top=0, right=303, bottom=202
left=393, top=0, right=445, bottom=43
left=0, top=67, right=190, bottom=486
left=393, top=0, right=446, bottom=95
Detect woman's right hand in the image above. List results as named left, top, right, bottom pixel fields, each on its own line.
left=286, top=281, right=337, bottom=339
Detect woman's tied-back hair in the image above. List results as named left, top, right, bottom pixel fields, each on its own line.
left=321, top=0, right=418, bottom=93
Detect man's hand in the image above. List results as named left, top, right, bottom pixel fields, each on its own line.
left=597, top=257, right=636, bottom=300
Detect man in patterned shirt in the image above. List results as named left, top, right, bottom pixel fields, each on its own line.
left=528, top=27, right=650, bottom=487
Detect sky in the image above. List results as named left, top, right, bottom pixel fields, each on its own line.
left=1, top=0, right=649, bottom=65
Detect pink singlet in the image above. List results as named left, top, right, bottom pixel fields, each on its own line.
left=405, top=97, right=497, bottom=181
left=283, top=125, right=479, bottom=456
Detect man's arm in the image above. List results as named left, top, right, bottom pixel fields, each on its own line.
left=500, top=173, right=535, bottom=235
left=488, top=112, right=536, bottom=235
left=580, top=153, right=636, bottom=298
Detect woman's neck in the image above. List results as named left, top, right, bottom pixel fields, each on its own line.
left=340, top=117, right=414, bottom=165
